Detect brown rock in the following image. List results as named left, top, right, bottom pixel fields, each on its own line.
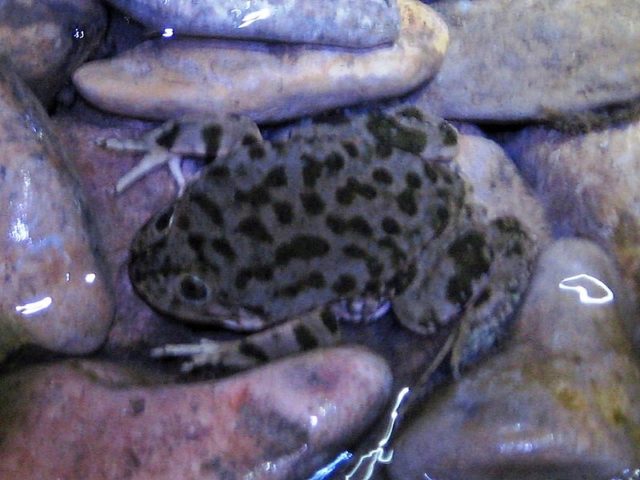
left=0, top=68, right=113, bottom=360
left=413, top=0, right=640, bottom=121
left=0, top=0, right=107, bottom=105
left=73, top=0, right=448, bottom=123
left=388, top=239, right=640, bottom=480
left=0, top=347, right=392, bottom=480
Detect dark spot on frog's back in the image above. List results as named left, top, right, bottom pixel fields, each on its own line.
left=396, top=189, right=418, bottom=216
left=365, top=112, right=427, bottom=156
left=275, top=235, right=330, bottom=266
left=211, top=238, right=237, bottom=260
left=324, top=152, right=345, bottom=173
left=372, top=168, right=393, bottom=185
left=300, top=192, right=326, bottom=215
left=332, top=274, right=357, bottom=294
left=201, top=124, right=222, bottom=157
left=397, top=106, right=425, bottom=121
left=302, top=154, right=323, bottom=188
left=272, top=201, right=294, bottom=224
left=293, top=324, right=319, bottom=351
left=264, top=165, right=287, bottom=187
left=235, top=216, right=274, bottom=243
left=406, top=171, right=422, bottom=189
left=190, top=192, right=224, bottom=226
left=340, top=141, right=359, bottom=158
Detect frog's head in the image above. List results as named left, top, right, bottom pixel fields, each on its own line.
left=129, top=203, right=266, bottom=329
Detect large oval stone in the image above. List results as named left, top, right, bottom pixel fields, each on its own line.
left=0, top=347, right=391, bottom=479
left=73, top=0, right=448, bottom=123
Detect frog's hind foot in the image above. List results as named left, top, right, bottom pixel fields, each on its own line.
left=151, top=339, right=223, bottom=373
left=114, top=148, right=184, bottom=194
left=151, top=308, right=342, bottom=373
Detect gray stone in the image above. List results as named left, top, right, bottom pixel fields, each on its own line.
left=73, top=0, right=448, bottom=123
left=0, top=347, right=391, bottom=479
left=388, top=239, right=640, bottom=480
left=0, top=67, right=113, bottom=361
left=106, top=0, right=400, bottom=48
left=0, top=0, right=107, bottom=105
left=413, top=0, right=640, bottom=121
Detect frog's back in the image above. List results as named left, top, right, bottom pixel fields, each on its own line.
left=129, top=109, right=463, bottom=328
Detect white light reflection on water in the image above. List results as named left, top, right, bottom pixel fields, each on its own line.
left=238, top=8, right=272, bottom=28
left=343, top=386, right=411, bottom=480
left=15, top=296, right=52, bottom=315
left=558, top=273, right=614, bottom=305
left=162, top=27, right=174, bottom=38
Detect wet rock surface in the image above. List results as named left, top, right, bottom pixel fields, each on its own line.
left=0, top=347, right=392, bottom=480
left=388, top=239, right=640, bottom=480
left=413, top=0, right=640, bottom=121
left=0, top=0, right=107, bottom=105
left=73, top=0, right=448, bottom=123
left=504, top=116, right=640, bottom=342
left=0, top=69, right=113, bottom=361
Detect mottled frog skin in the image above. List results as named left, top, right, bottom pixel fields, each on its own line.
left=125, top=107, right=533, bottom=372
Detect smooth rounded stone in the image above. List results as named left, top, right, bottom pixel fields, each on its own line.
left=504, top=118, right=640, bottom=339
left=0, top=68, right=113, bottom=361
left=106, top=0, right=400, bottom=48
left=0, top=0, right=107, bottom=105
left=411, top=0, right=640, bottom=121
left=0, top=347, right=392, bottom=479
left=73, top=0, right=448, bottom=123
left=388, top=239, right=640, bottom=480
left=455, top=125, right=551, bottom=244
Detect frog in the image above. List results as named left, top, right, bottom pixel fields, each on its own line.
left=115, top=106, right=534, bottom=375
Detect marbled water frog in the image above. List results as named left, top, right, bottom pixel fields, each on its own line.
left=110, top=107, right=533, bottom=373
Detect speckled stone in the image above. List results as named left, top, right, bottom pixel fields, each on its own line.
left=412, top=0, right=640, bottom=121
left=0, top=0, right=107, bottom=105
left=0, top=67, right=113, bottom=361
left=0, top=347, right=392, bottom=480
left=105, top=0, right=400, bottom=48
left=73, top=0, right=448, bottom=123
left=388, top=239, right=640, bottom=480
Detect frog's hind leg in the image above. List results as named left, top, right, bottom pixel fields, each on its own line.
left=394, top=216, right=534, bottom=381
left=151, top=308, right=340, bottom=373
left=114, top=147, right=185, bottom=194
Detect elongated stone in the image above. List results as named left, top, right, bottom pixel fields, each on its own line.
left=106, top=0, right=400, bottom=48
left=73, top=0, right=448, bottom=123
left=0, top=67, right=113, bottom=360
left=0, top=347, right=391, bottom=479
left=414, top=0, right=640, bottom=121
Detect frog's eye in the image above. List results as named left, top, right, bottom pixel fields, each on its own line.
left=177, top=273, right=209, bottom=303
left=154, top=206, right=175, bottom=232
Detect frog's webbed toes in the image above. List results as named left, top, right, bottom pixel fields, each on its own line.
left=115, top=149, right=179, bottom=194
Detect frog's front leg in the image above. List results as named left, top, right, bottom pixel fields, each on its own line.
left=393, top=217, right=534, bottom=379
left=100, top=115, right=262, bottom=195
left=151, top=307, right=340, bottom=373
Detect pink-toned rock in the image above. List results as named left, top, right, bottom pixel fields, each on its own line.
left=73, top=0, right=448, bottom=123
left=388, top=239, right=640, bottom=480
left=0, top=0, right=107, bottom=105
left=0, top=347, right=392, bottom=480
left=0, top=68, right=113, bottom=360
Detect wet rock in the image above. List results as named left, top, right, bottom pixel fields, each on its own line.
left=0, top=347, right=392, bottom=480
left=388, top=239, right=640, bottom=480
left=0, top=68, right=113, bottom=361
left=413, top=0, right=640, bottom=121
left=455, top=126, right=551, bottom=244
left=73, top=0, right=448, bottom=123
left=504, top=117, right=640, bottom=339
left=106, top=0, right=400, bottom=48
left=0, top=0, right=107, bottom=105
